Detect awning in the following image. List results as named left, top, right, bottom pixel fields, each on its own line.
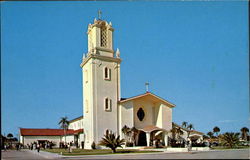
left=139, top=125, right=167, bottom=133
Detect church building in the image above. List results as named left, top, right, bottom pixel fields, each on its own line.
left=20, top=16, right=203, bottom=149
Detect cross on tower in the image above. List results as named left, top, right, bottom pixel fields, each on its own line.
left=98, top=10, right=102, bottom=20
left=145, top=82, right=149, bottom=92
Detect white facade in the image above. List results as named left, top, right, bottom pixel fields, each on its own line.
left=68, top=117, right=83, bottom=130
left=81, top=19, right=121, bottom=149
left=20, top=135, right=62, bottom=147
left=20, top=17, right=176, bottom=149
left=80, top=18, right=175, bottom=149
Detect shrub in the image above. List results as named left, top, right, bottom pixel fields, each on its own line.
left=99, top=129, right=125, bottom=153
left=91, top=141, right=96, bottom=149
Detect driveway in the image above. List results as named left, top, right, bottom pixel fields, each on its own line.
left=2, top=148, right=249, bottom=159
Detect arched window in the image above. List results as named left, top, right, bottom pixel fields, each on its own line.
left=104, top=97, right=112, bottom=111
left=101, top=27, right=107, bottom=47
left=105, top=98, right=109, bottom=110
left=104, top=67, right=111, bottom=80
left=85, top=70, right=88, bottom=83
left=85, top=99, right=89, bottom=113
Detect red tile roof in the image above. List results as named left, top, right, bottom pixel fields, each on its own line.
left=20, top=128, right=83, bottom=136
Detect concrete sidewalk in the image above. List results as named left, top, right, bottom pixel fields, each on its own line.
left=26, top=149, right=63, bottom=159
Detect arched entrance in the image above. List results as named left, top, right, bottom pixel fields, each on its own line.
left=137, top=131, right=147, bottom=146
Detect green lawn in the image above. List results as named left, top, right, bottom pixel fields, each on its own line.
left=211, top=146, right=250, bottom=150
left=42, top=148, right=162, bottom=156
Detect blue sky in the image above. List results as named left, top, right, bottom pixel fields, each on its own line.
left=1, top=1, right=249, bottom=138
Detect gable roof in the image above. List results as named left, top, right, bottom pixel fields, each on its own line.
left=69, top=116, right=83, bottom=123
left=20, top=128, right=83, bottom=136
left=119, top=92, right=175, bottom=108
left=172, top=122, right=204, bottom=135
left=172, top=122, right=189, bottom=132
left=190, top=130, right=204, bottom=135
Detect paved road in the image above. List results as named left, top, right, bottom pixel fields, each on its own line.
left=2, top=149, right=249, bottom=159
left=63, top=149, right=250, bottom=159
left=2, top=150, right=49, bottom=160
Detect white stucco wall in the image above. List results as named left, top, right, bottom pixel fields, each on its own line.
left=119, top=101, right=134, bottom=138
left=22, top=136, right=62, bottom=147
left=82, top=47, right=121, bottom=149
left=133, top=99, right=154, bottom=129
left=94, top=59, right=119, bottom=145
left=61, top=135, right=75, bottom=143
left=68, top=119, right=83, bottom=130
left=82, top=59, right=94, bottom=148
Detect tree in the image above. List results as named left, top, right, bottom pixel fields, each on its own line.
left=220, top=132, right=240, bottom=148
left=182, top=121, right=188, bottom=128
left=121, top=125, right=131, bottom=145
left=213, top=126, right=220, bottom=137
left=207, top=132, right=214, bottom=138
left=176, top=127, right=184, bottom=140
left=58, top=116, right=69, bottom=144
left=187, top=124, right=194, bottom=130
left=7, top=133, right=13, bottom=138
left=203, top=135, right=209, bottom=140
left=170, top=127, right=177, bottom=140
left=130, top=127, right=138, bottom=146
left=99, top=130, right=125, bottom=153
left=240, top=127, right=249, bottom=141
left=187, top=124, right=194, bottom=138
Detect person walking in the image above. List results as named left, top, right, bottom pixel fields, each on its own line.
left=37, top=143, right=40, bottom=153
left=4, top=144, right=7, bottom=151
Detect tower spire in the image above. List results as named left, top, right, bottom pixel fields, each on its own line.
left=98, top=10, right=102, bottom=20
left=145, top=82, right=149, bottom=92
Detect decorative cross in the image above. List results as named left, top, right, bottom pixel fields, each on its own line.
left=145, top=82, right=149, bottom=92
left=98, top=10, right=102, bottom=20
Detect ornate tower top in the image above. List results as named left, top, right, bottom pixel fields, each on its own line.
left=80, top=15, right=121, bottom=67
left=98, top=10, right=102, bottom=20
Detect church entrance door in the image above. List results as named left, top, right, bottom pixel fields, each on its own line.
left=137, top=131, right=147, bottom=146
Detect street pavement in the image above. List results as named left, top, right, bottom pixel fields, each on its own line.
left=1, top=148, right=249, bottom=159
left=2, top=150, right=50, bottom=160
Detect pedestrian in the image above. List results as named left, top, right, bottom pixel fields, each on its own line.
left=37, top=143, right=40, bottom=153
left=68, top=145, right=72, bottom=153
left=4, top=144, right=7, bottom=151
left=16, top=144, right=19, bottom=151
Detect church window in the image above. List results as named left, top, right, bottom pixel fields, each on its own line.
left=85, top=99, right=89, bottom=113
left=104, top=97, right=112, bottom=111
left=85, top=70, right=88, bottom=83
left=101, top=27, right=107, bottom=47
left=104, top=67, right=111, bottom=80
left=137, top=108, right=145, bottom=121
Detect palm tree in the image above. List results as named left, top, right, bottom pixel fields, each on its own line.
left=213, top=127, right=220, bottom=136
left=213, top=126, right=220, bottom=137
left=187, top=124, right=194, bottom=138
left=187, top=124, right=194, bottom=130
left=220, top=132, right=240, bottom=148
left=170, top=127, right=177, bottom=140
left=7, top=133, right=13, bottom=139
left=58, top=116, right=69, bottom=144
left=207, top=132, right=214, bottom=139
left=182, top=121, right=188, bottom=128
left=121, top=125, right=131, bottom=145
left=176, top=127, right=184, bottom=140
left=240, top=127, right=249, bottom=141
left=130, top=127, right=138, bottom=146
left=99, top=130, right=125, bottom=153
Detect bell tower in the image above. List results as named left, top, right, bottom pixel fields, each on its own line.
left=87, top=18, right=114, bottom=57
left=80, top=16, right=121, bottom=149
